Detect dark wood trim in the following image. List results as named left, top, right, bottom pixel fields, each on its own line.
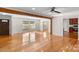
left=50, top=18, right=52, bottom=34
left=0, top=8, right=52, bottom=19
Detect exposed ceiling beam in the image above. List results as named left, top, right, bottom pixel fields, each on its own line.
left=0, top=8, right=52, bottom=19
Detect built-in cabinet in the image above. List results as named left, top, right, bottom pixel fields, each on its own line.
left=22, top=20, right=49, bottom=32
left=22, top=21, right=36, bottom=32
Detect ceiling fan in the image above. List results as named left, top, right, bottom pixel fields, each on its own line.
left=50, top=7, right=61, bottom=13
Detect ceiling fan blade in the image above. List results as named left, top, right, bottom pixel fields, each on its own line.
left=54, top=11, right=61, bottom=13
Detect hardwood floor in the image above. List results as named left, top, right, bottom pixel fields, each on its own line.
left=0, top=31, right=79, bottom=52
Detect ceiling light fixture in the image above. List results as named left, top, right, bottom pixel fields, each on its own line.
left=32, top=8, right=36, bottom=10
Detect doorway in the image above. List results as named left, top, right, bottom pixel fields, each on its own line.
left=63, top=18, right=78, bottom=46
left=0, top=19, right=9, bottom=35
left=69, top=18, right=78, bottom=39
left=63, top=18, right=78, bottom=39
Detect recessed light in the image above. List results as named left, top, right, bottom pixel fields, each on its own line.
left=32, top=8, right=36, bottom=10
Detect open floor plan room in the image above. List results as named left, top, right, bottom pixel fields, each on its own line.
left=0, top=7, right=79, bottom=52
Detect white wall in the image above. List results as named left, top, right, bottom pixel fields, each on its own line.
left=0, top=12, right=50, bottom=35
left=11, top=14, right=50, bottom=35
left=63, top=19, right=69, bottom=32
left=53, top=10, right=79, bottom=38
left=52, top=17, right=63, bottom=36
left=11, top=15, right=24, bottom=35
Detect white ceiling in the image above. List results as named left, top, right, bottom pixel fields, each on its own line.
left=5, top=7, right=79, bottom=17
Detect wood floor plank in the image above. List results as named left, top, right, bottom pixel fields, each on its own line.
left=0, top=31, right=79, bottom=52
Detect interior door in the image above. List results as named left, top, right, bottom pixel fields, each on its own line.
left=0, top=19, right=9, bottom=35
